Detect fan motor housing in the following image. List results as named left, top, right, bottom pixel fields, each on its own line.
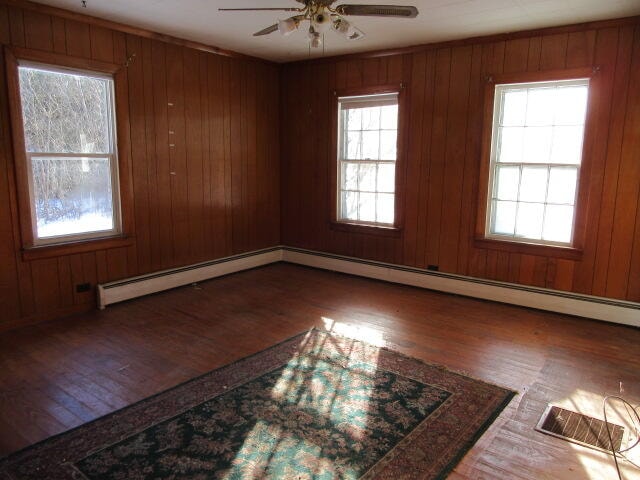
left=296, top=0, right=336, bottom=7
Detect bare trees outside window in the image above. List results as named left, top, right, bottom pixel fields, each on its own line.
left=17, top=63, right=120, bottom=244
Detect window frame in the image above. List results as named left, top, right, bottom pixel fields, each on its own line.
left=475, top=67, right=596, bottom=260
left=330, top=84, right=406, bottom=236
left=5, top=46, right=135, bottom=259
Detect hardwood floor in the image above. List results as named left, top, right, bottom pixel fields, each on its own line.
left=0, top=263, right=638, bottom=479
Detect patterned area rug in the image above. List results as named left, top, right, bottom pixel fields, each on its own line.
left=0, top=329, right=515, bottom=479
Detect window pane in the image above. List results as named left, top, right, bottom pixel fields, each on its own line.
left=492, top=200, right=516, bottom=235
left=338, top=93, right=399, bottom=227
left=547, top=167, right=577, bottom=205
left=377, top=193, right=394, bottom=224
left=341, top=162, right=358, bottom=190
left=543, top=204, right=574, bottom=243
left=345, top=108, right=362, bottom=131
left=377, top=164, right=395, bottom=193
left=519, top=166, right=548, bottom=202
left=522, top=126, right=552, bottom=163
left=359, top=192, right=376, bottom=222
left=495, top=165, right=520, bottom=201
left=361, top=107, right=380, bottom=130
left=380, top=130, right=397, bottom=160
left=346, top=131, right=361, bottom=159
left=498, top=127, right=523, bottom=163
left=362, top=131, right=379, bottom=160
left=501, top=89, right=527, bottom=126
left=32, top=156, right=114, bottom=239
left=554, top=86, right=588, bottom=125
left=515, top=202, right=544, bottom=239
left=341, top=190, right=358, bottom=220
left=380, top=105, right=398, bottom=129
left=358, top=163, right=376, bottom=191
left=550, top=126, right=584, bottom=164
left=525, top=88, right=555, bottom=126
left=19, top=66, right=111, bottom=154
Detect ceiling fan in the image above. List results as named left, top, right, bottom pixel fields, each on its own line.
left=219, top=0, right=419, bottom=48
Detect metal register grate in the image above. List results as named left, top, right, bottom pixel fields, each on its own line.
left=536, top=405, right=626, bottom=453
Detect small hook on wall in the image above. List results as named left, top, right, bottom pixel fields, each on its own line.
left=123, top=53, right=136, bottom=68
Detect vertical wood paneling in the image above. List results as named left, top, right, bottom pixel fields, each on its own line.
left=0, top=5, right=280, bottom=330
left=8, top=7, right=25, bottom=47
left=424, top=48, right=451, bottom=268
left=438, top=46, right=472, bottom=273
left=64, top=20, right=90, bottom=58
left=589, top=26, right=634, bottom=296
left=571, top=27, right=620, bottom=294
left=23, top=10, right=52, bottom=51
left=0, top=6, right=10, bottom=44
left=605, top=25, right=640, bottom=298
left=281, top=20, right=640, bottom=303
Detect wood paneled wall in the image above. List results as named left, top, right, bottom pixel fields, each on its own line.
left=281, top=20, right=640, bottom=302
left=0, top=3, right=280, bottom=330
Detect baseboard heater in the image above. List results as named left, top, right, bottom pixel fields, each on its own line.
left=97, top=247, right=283, bottom=309
left=97, top=246, right=640, bottom=328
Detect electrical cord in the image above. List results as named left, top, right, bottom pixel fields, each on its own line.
left=602, top=395, right=640, bottom=480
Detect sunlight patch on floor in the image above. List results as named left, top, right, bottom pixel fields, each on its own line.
left=554, top=388, right=640, bottom=479
left=321, top=317, right=386, bottom=346
left=224, top=324, right=384, bottom=478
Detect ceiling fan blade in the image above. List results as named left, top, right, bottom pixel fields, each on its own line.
left=219, top=7, right=301, bottom=12
left=253, top=24, right=279, bottom=36
left=335, top=4, right=419, bottom=18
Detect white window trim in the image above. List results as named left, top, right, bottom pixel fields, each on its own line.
left=336, top=92, right=399, bottom=228
left=18, top=61, right=122, bottom=247
left=485, top=78, right=589, bottom=247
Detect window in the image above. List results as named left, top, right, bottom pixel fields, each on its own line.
left=337, top=92, right=399, bottom=227
left=15, top=61, right=121, bottom=246
left=485, top=78, right=589, bottom=246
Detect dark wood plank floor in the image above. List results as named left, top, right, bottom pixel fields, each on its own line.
left=0, top=263, right=638, bottom=479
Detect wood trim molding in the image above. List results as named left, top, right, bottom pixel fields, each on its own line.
left=287, top=15, right=640, bottom=66
left=486, top=67, right=598, bottom=85
left=0, top=0, right=273, bottom=64
left=475, top=67, right=595, bottom=257
left=473, top=238, right=583, bottom=260
left=8, top=46, right=123, bottom=73
left=5, top=47, right=33, bottom=248
left=329, top=83, right=408, bottom=233
left=329, top=221, right=402, bottom=237
left=22, top=235, right=135, bottom=261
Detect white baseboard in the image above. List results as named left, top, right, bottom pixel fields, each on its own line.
left=96, top=245, right=639, bottom=328
left=282, top=247, right=640, bottom=328
left=97, top=247, right=283, bottom=309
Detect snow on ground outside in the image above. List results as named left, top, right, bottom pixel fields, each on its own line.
left=37, top=212, right=113, bottom=238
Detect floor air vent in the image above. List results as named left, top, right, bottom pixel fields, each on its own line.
left=536, top=405, right=625, bottom=453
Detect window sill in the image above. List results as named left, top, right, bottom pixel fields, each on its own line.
left=22, top=235, right=135, bottom=261
left=474, top=237, right=583, bottom=260
left=330, top=221, right=402, bottom=237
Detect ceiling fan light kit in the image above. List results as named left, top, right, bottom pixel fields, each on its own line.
left=278, top=16, right=300, bottom=35
left=220, top=1, right=419, bottom=49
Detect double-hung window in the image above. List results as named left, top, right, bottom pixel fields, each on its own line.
left=485, top=78, right=589, bottom=246
left=337, top=92, right=399, bottom=227
left=13, top=59, right=122, bottom=247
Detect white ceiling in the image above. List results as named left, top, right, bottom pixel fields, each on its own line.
left=33, top=0, right=640, bottom=62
